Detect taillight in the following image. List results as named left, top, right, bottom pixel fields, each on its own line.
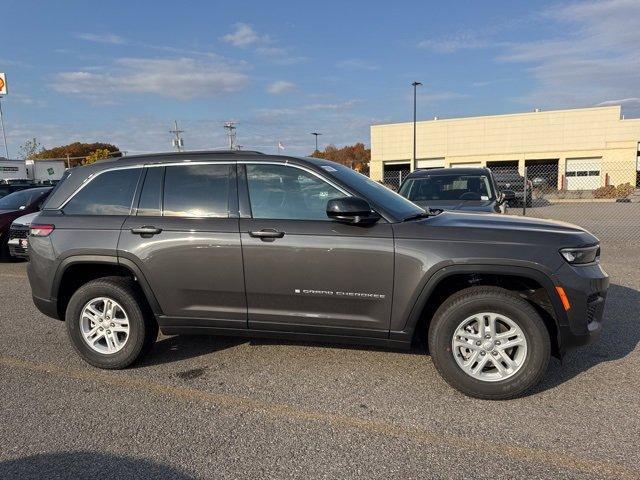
left=30, top=224, right=55, bottom=237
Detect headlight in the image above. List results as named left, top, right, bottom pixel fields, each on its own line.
left=560, top=245, right=600, bottom=264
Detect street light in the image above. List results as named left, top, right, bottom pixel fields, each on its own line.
left=310, top=132, right=322, bottom=152
left=411, top=81, right=422, bottom=171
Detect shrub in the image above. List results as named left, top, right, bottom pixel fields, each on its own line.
left=593, top=183, right=635, bottom=199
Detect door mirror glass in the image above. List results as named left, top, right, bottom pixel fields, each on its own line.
left=326, top=197, right=380, bottom=225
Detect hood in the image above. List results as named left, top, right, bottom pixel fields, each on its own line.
left=395, top=210, right=598, bottom=248
left=11, top=212, right=39, bottom=228
left=413, top=199, right=495, bottom=213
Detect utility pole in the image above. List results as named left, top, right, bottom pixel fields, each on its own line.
left=224, top=122, right=238, bottom=150
left=170, top=120, right=184, bottom=152
left=310, top=132, right=322, bottom=152
left=411, top=81, right=422, bottom=171
left=0, top=96, right=8, bottom=158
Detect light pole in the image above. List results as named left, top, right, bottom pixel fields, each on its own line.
left=0, top=96, right=8, bottom=158
left=311, top=132, right=322, bottom=152
left=411, top=81, right=422, bottom=171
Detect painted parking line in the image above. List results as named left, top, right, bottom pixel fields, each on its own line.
left=0, top=355, right=636, bottom=479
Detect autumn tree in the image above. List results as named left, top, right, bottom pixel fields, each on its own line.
left=30, top=142, right=121, bottom=167
left=310, top=143, right=370, bottom=173
left=18, top=138, right=44, bottom=159
left=83, top=148, right=112, bottom=165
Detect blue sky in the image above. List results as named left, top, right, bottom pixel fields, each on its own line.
left=1, top=0, right=639, bottom=156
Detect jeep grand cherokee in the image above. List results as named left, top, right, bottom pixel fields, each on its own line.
left=27, top=151, right=608, bottom=399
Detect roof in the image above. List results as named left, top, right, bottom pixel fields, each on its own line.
left=405, top=167, right=491, bottom=178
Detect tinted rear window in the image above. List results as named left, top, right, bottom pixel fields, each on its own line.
left=63, top=168, right=141, bottom=215
left=163, top=164, right=231, bottom=217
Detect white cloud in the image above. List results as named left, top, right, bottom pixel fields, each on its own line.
left=336, top=59, right=379, bottom=70
left=221, top=23, right=266, bottom=47
left=266, top=80, right=296, bottom=94
left=498, top=0, right=640, bottom=113
left=53, top=57, right=249, bottom=101
left=418, top=34, right=491, bottom=53
left=76, top=33, right=126, bottom=44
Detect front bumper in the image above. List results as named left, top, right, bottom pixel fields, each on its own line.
left=553, top=261, right=609, bottom=353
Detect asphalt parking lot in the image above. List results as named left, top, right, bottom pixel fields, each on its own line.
left=1, top=240, right=639, bottom=478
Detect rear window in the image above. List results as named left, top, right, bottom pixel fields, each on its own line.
left=63, top=168, right=141, bottom=215
left=162, top=164, right=231, bottom=217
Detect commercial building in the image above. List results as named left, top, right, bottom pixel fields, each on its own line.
left=370, top=106, right=640, bottom=190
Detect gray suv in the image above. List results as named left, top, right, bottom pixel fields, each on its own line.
left=27, top=151, right=608, bottom=399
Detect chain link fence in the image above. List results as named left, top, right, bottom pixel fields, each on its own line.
left=380, top=161, right=639, bottom=243
left=506, top=161, right=639, bottom=243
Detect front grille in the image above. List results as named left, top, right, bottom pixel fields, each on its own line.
left=9, top=227, right=29, bottom=240
left=8, top=226, right=29, bottom=257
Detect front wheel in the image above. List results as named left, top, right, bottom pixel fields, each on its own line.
left=429, top=286, right=550, bottom=400
left=66, top=277, right=158, bottom=369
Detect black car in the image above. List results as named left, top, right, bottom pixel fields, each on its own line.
left=0, top=187, right=52, bottom=257
left=398, top=167, right=514, bottom=213
left=0, top=182, right=38, bottom=199
left=28, top=151, right=607, bottom=399
left=493, top=171, right=533, bottom=207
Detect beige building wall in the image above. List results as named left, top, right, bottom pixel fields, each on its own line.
left=370, top=106, right=640, bottom=188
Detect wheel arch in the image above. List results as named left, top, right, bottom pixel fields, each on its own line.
left=394, top=264, right=567, bottom=357
left=53, top=255, right=162, bottom=320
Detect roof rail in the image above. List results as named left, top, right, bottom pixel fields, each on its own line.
left=122, top=149, right=264, bottom=159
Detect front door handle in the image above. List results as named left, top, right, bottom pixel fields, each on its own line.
left=248, top=228, right=285, bottom=240
left=131, top=226, right=162, bottom=236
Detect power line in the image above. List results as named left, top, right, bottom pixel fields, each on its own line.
left=223, top=121, right=238, bottom=150
left=169, top=120, right=184, bottom=152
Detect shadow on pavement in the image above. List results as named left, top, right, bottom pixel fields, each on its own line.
left=138, top=334, right=246, bottom=368
left=137, top=284, right=639, bottom=397
left=0, top=452, right=196, bottom=480
left=533, top=283, right=640, bottom=394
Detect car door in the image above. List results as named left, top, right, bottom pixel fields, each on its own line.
left=239, top=162, right=394, bottom=338
left=118, top=162, right=246, bottom=328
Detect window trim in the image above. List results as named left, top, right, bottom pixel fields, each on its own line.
left=242, top=161, right=351, bottom=221
left=60, top=166, right=144, bottom=216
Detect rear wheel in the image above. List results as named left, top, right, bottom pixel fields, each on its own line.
left=66, top=277, right=158, bottom=369
left=429, top=286, right=550, bottom=400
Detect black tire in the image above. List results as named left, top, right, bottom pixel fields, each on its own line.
left=65, top=276, right=158, bottom=369
left=428, top=286, right=550, bottom=400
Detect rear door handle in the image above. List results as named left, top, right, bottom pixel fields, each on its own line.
left=131, top=226, right=162, bottom=236
left=248, top=228, right=285, bottom=239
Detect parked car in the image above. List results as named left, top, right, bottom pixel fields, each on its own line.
left=397, top=167, right=514, bottom=213
left=493, top=171, right=533, bottom=207
left=8, top=212, right=39, bottom=259
left=0, top=181, right=37, bottom=199
left=0, top=187, right=52, bottom=258
left=28, top=151, right=608, bottom=399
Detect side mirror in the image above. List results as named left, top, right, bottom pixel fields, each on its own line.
left=501, top=190, right=516, bottom=202
left=326, top=197, right=381, bottom=225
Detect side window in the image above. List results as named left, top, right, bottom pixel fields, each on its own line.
left=137, top=167, right=164, bottom=216
left=63, top=168, right=141, bottom=215
left=163, top=164, right=231, bottom=218
left=246, top=164, right=346, bottom=220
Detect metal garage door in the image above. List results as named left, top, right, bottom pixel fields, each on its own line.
left=450, top=162, right=481, bottom=168
left=566, top=158, right=602, bottom=190
left=416, top=158, right=445, bottom=169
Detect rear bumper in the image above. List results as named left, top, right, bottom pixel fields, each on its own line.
left=553, top=262, right=609, bottom=353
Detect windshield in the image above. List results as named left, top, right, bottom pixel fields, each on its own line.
left=0, top=188, right=48, bottom=210
left=321, top=163, right=424, bottom=220
left=399, top=174, right=495, bottom=202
